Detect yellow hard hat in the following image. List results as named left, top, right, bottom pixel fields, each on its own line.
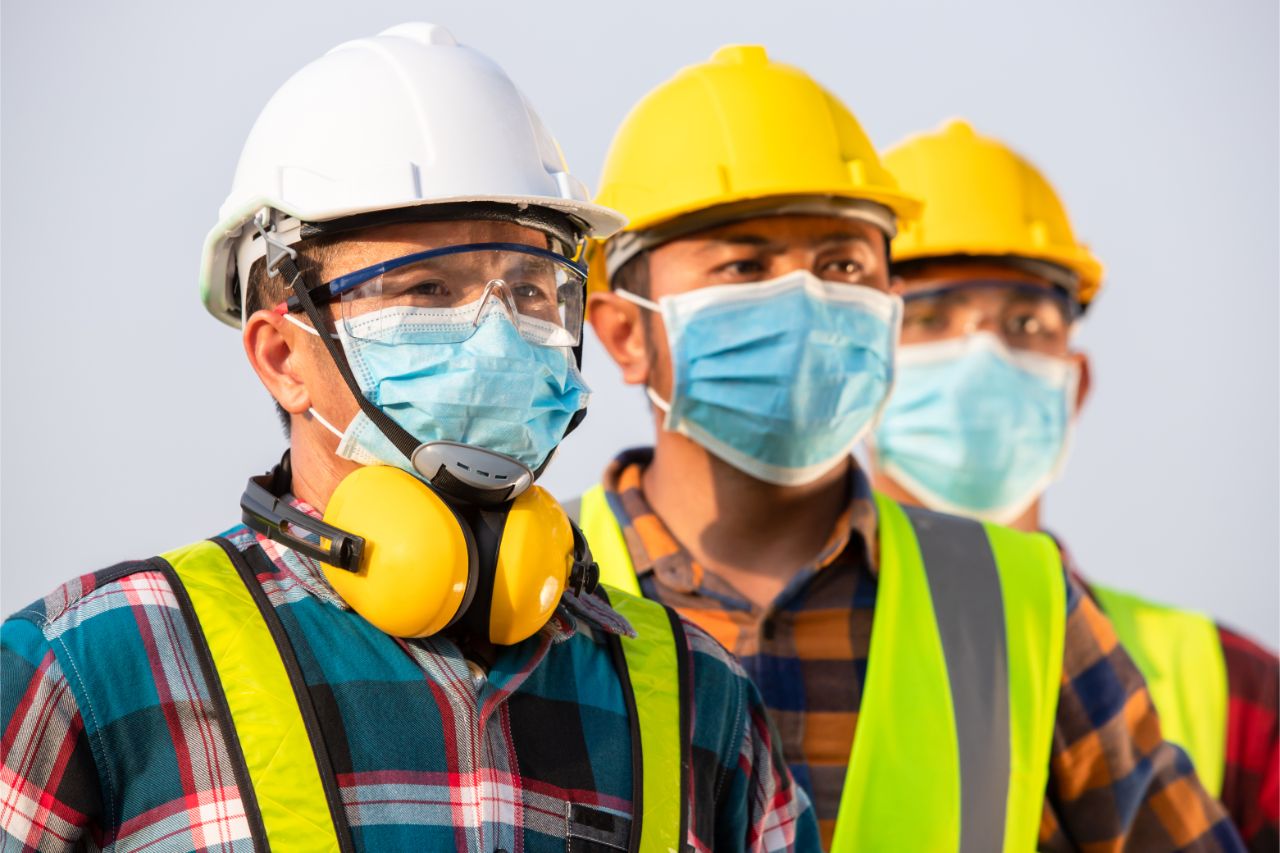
left=589, top=44, right=921, bottom=294
left=884, top=119, right=1104, bottom=305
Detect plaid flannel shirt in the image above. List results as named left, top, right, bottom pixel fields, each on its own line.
left=1058, top=544, right=1279, bottom=852
left=601, top=448, right=1243, bottom=851
left=1, top=500, right=819, bottom=852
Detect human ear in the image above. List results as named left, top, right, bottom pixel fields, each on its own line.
left=1070, top=350, right=1092, bottom=412
left=587, top=292, right=652, bottom=385
left=243, top=310, right=313, bottom=416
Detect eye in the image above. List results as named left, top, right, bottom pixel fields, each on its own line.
left=397, top=280, right=449, bottom=303
left=904, top=307, right=947, bottom=330
left=713, top=258, right=767, bottom=281
left=1005, top=309, right=1047, bottom=339
left=819, top=258, right=865, bottom=281
left=510, top=282, right=547, bottom=300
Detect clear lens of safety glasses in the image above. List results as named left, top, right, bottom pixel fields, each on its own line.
left=335, top=243, right=586, bottom=348
left=901, top=280, right=1074, bottom=355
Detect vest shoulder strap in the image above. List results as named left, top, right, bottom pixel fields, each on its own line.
left=833, top=494, right=1064, bottom=853
left=1090, top=583, right=1227, bottom=797
left=579, top=484, right=641, bottom=596
left=605, top=588, right=689, bottom=853
left=979, top=518, right=1067, bottom=850
left=160, top=539, right=350, bottom=853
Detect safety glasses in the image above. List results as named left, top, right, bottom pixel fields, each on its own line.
left=900, top=279, right=1077, bottom=355
left=273, top=242, right=588, bottom=348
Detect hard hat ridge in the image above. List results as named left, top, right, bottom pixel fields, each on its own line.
left=588, top=43, right=920, bottom=295
left=200, top=23, right=624, bottom=328
left=884, top=118, right=1104, bottom=306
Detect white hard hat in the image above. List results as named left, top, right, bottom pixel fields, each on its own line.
left=199, top=22, right=625, bottom=327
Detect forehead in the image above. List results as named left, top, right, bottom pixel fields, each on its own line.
left=667, top=213, right=884, bottom=251
left=319, top=219, right=549, bottom=277
left=898, top=258, right=1057, bottom=293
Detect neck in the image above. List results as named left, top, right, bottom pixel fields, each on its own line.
left=641, top=424, right=851, bottom=608
left=288, top=422, right=361, bottom=512
left=868, top=469, right=1043, bottom=532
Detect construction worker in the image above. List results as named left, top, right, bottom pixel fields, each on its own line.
left=0, top=25, right=818, bottom=852
left=870, top=118, right=1279, bottom=851
left=578, top=45, right=1244, bottom=850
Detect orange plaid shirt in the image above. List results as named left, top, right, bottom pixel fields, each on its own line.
left=600, top=448, right=1243, bottom=851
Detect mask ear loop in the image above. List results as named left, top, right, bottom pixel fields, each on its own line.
left=614, top=289, right=676, bottom=417
left=308, top=407, right=346, bottom=441
left=283, top=313, right=340, bottom=339
left=615, top=289, right=661, bottom=312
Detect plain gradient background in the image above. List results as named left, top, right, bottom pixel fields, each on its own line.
left=2, top=1, right=1277, bottom=647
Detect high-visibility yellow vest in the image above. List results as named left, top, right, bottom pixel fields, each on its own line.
left=158, top=538, right=687, bottom=853
left=575, top=485, right=1066, bottom=853
left=1090, top=584, right=1228, bottom=797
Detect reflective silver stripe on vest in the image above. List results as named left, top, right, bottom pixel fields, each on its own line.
left=902, top=506, right=1010, bottom=853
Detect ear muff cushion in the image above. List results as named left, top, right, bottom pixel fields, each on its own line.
left=488, top=486, right=575, bottom=645
left=322, top=465, right=476, bottom=638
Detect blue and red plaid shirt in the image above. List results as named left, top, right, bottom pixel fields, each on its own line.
left=1, top=499, right=819, bottom=852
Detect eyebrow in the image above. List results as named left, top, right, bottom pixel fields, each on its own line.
left=694, top=230, right=874, bottom=255
left=815, top=232, right=874, bottom=248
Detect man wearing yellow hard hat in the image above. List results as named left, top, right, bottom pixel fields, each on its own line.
left=576, top=45, right=1242, bottom=850
left=0, top=26, right=819, bottom=851
left=870, top=119, right=1278, bottom=851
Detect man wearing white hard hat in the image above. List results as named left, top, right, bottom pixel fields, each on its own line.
left=0, top=25, right=818, bottom=852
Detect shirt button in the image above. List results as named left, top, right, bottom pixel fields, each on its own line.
left=465, top=659, right=487, bottom=689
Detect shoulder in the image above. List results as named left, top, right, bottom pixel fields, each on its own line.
left=600, top=588, right=757, bottom=732
left=8, top=531, right=257, bottom=637
left=678, top=614, right=751, bottom=683
left=675, top=615, right=762, bottom=744
left=1217, top=622, right=1279, bottom=700
left=7, top=558, right=172, bottom=637
left=2, top=543, right=221, bottom=700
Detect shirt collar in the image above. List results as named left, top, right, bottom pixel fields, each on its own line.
left=248, top=494, right=634, bottom=641
left=600, top=447, right=885, bottom=598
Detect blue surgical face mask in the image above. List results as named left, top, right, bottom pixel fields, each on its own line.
left=872, top=332, right=1078, bottom=523
left=620, top=270, right=901, bottom=486
left=301, top=304, right=588, bottom=476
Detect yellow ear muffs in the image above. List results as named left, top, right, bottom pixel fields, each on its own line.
left=487, top=485, right=576, bottom=645
left=321, top=465, right=476, bottom=638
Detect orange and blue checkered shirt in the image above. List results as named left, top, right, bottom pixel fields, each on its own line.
left=601, top=448, right=1245, bottom=851
left=1058, top=544, right=1279, bottom=852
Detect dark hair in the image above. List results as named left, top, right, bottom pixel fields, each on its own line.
left=611, top=251, right=650, bottom=298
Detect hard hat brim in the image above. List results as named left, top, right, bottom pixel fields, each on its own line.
left=200, top=195, right=626, bottom=328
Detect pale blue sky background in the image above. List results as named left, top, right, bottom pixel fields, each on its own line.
left=3, top=0, right=1277, bottom=646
